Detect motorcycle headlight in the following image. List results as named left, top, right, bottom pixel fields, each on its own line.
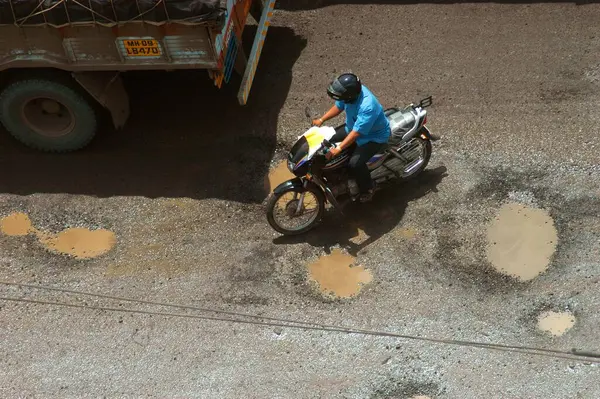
left=287, top=160, right=295, bottom=172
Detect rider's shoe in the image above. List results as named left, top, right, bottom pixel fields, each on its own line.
left=359, top=188, right=376, bottom=203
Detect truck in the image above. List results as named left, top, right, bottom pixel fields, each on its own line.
left=0, top=0, right=277, bottom=152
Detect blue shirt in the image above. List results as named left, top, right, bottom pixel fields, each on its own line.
left=335, top=85, right=390, bottom=146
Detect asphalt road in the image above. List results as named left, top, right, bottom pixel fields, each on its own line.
left=1, top=2, right=600, bottom=398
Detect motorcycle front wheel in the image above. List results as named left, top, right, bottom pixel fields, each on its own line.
left=266, top=184, right=325, bottom=235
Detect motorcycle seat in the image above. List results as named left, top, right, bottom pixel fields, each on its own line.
left=386, top=108, right=418, bottom=144
left=387, top=109, right=417, bottom=132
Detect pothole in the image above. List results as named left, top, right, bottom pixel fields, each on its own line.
left=0, top=212, right=116, bottom=259
left=485, top=203, right=558, bottom=281
left=397, top=227, right=418, bottom=239
left=38, top=228, right=116, bottom=259
left=307, top=248, right=372, bottom=298
left=537, top=310, right=576, bottom=337
left=349, top=225, right=369, bottom=245
left=264, top=160, right=295, bottom=194
left=0, top=212, right=33, bottom=236
left=507, top=190, right=538, bottom=207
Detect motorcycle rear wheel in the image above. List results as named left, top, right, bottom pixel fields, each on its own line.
left=266, top=185, right=325, bottom=235
left=400, top=137, right=432, bottom=181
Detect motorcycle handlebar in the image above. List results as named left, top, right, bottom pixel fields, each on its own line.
left=316, top=139, right=333, bottom=157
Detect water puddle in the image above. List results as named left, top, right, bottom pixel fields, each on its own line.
left=0, top=212, right=33, bottom=236
left=485, top=203, right=558, bottom=281
left=349, top=226, right=369, bottom=245
left=397, top=227, right=417, bottom=239
left=38, top=228, right=116, bottom=259
left=0, top=212, right=116, bottom=259
left=307, top=248, right=372, bottom=298
left=264, top=160, right=295, bottom=193
left=537, top=310, right=576, bottom=337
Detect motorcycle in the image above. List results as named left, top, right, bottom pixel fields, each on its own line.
left=266, top=96, right=439, bottom=235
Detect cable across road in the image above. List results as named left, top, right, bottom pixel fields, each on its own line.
left=1, top=281, right=599, bottom=364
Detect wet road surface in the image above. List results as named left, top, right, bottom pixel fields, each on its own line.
left=1, top=2, right=600, bottom=398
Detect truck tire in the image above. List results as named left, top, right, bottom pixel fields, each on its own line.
left=0, top=77, right=97, bottom=152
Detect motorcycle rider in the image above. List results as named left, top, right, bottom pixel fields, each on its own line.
left=312, top=73, right=391, bottom=203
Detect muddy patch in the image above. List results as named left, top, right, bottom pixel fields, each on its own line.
left=0, top=212, right=116, bottom=259
left=221, top=293, right=270, bottom=306
left=537, top=310, right=576, bottom=337
left=264, top=160, right=295, bottom=194
left=349, top=224, right=369, bottom=245
left=430, top=211, right=519, bottom=294
left=468, top=165, right=600, bottom=276
left=539, top=69, right=595, bottom=103
left=397, top=227, right=418, bottom=240
left=540, top=86, right=592, bottom=103
left=0, top=212, right=33, bottom=236
left=231, top=246, right=284, bottom=283
left=466, top=167, right=546, bottom=203
left=486, top=203, right=558, bottom=281
left=307, top=248, right=372, bottom=299
left=370, top=378, right=443, bottom=399
left=38, top=228, right=116, bottom=259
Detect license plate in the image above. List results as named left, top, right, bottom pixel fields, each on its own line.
left=121, top=39, right=162, bottom=57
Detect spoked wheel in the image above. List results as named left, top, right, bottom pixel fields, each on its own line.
left=266, top=185, right=325, bottom=235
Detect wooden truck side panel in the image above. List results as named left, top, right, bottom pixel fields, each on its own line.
left=0, top=24, right=218, bottom=72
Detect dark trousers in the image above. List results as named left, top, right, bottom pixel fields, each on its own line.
left=331, top=126, right=385, bottom=194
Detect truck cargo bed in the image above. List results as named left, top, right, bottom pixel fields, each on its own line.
left=0, top=0, right=225, bottom=27
left=0, top=0, right=228, bottom=72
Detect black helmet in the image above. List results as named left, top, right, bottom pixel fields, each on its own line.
left=327, top=73, right=362, bottom=102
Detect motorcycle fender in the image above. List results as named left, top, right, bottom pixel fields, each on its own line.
left=273, top=178, right=329, bottom=202
left=272, top=176, right=344, bottom=216
left=273, top=177, right=304, bottom=195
